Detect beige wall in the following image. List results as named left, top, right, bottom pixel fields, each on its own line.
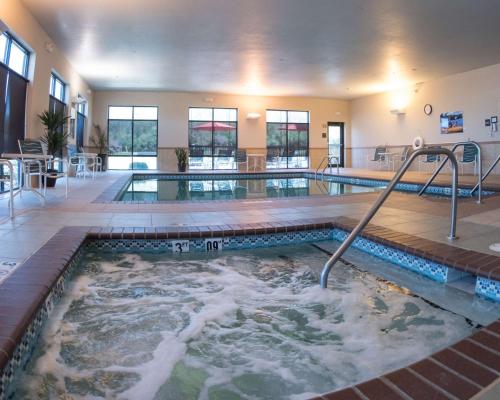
left=92, top=90, right=350, bottom=170
left=1, top=0, right=92, bottom=143
left=350, top=63, right=500, bottom=173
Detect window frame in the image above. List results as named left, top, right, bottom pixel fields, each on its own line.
left=49, top=73, right=66, bottom=103
left=266, top=109, right=310, bottom=169
left=0, top=32, right=30, bottom=78
left=107, top=105, right=159, bottom=170
left=188, top=107, right=238, bottom=170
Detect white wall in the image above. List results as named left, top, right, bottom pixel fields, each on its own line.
left=350, top=63, right=500, bottom=173
left=1, top=0, right=92, bottom=142
left=92, top=90, right=350, bottom=169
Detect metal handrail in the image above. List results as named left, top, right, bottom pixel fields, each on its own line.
left=418, top=141, right=482, bottom=204
left=471, top=154, right=500, bottom=195
left=315, top=156, right=340, bottom=178
left=0, top=159, right=14, bottom=218
left=320, top=147, right=458, bottom=288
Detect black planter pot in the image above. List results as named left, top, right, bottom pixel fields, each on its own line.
left=98, top=154, right=107, bottom=171
left=44, top=169, right=59, bottom=188
left=178, top=164, right=187, bottom=172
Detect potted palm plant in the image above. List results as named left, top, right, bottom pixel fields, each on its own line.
left=91, top=124, right=108, bottom=171
left=175, top=148, right=188, bottom=172
left=39, top=110, right=69, bottom=187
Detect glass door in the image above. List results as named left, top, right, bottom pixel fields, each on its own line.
left=327, top=122, right=344, bottom=167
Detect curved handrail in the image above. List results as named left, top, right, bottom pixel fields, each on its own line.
left=471, top=154, right=500, bottom=195
left=320, top=147, right=458, bottom=288
left=418, top=141, right=482, bottom=204
left=0, top=159, right=14, bottom=218
left=315, top=156, right=340, bottom=178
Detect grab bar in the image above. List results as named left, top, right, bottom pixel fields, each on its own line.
left=315, top=156, right=340, bottom=179
left=0, top=159, right=15, bottom=218
left=470, top=154, right=500, bottom=195
left=418, top=141, right=482, bottom=204
left=320, top=147, right=458, bottom=288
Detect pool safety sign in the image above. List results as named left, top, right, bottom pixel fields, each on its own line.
left=205, top=238, right=223, bottom=252
left=171, top=240, right=189, bottom=253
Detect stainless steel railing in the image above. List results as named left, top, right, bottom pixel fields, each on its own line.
left=470, top=154, right=500, bottom=195
left=315, top=156, right=340, bottom=179
left=418, top=141, right=482, bottom=204
left=320, top=147, right=459, bottom=288
left=0, top=159, right=15, bottom=218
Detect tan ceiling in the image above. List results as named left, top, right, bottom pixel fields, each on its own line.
left=21, top=0, right=500, bottom=99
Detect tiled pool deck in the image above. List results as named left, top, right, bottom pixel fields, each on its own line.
left=0, top=168, right=499, bottom=398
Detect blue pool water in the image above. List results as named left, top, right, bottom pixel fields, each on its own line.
left=118, top=174, right=382, bottom=201
left=116, top=173, right=490, bottom=202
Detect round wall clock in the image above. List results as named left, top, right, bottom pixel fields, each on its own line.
left=424, top=104, right=433, bottom=115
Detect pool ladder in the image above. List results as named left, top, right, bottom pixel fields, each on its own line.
left=418, top=141, right=482, bottom=203
left=315, top=156, right=340, bottom=179
left=320, top=147, right=459, bottom=288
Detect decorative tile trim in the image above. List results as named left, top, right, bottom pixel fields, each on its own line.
left=475, top=277, right=500, bottom=302
left=92, top=171, right=495, bottom=203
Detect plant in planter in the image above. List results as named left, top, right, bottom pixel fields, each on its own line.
left=39, top=110, right=69, bottom=187
left=175, top=148, right=188, bottom=172
left=91, top=124, right=108, bottom=171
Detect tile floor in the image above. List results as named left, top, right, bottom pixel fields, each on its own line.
left=0, top=169, right=499, bottom=281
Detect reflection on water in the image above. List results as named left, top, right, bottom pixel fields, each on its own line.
left=120, top=177, right=381, bottom=201
left=11, top=245, right=473, bottom=400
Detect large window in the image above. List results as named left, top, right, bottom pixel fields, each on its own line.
left=0, top=33, right=29, bottom=193
left=0, top=32, right=30, bottom=78
left=108, top=106, right=158, bottom=170
left=49, top=73, right=66, bottom=103
left=188, top=108, right=237, bottom=170
left=266, top=110, right=309, bottom=169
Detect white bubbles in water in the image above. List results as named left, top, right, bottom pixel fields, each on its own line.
left=10, top=246, right=474, bottom=400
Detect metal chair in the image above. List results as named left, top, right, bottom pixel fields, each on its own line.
left=418, top=147, right=441, bottom=172
left=458, top=143, right=478, bottom=175
left=235, top=149, right=248, bottom=171
left=189, top=147, right=206, bottom=169
left=366, top=146, right=388, bottom=170
left=18, top=139, right=68, bottom=198
left=266, top=148, right=281, bottom=169
left=0, top=159, right=15, bottom=218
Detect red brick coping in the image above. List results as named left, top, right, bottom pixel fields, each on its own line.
left=0, top=218, right=498, bottom=399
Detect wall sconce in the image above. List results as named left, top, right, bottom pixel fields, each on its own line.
left=390, top=108, right=406, bottom=115
left=247, top=112, right=261, bottom=120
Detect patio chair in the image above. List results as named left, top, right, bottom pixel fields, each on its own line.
left=235, top=149, right=248, bottom=171
left=0, top=159, right=15, bottom=218
left=266, top=148, right=280, bottom=168
left=215, top=148, right=234, bottom=169
left=418, top=147, right=441, bottom=172
left=18, top=139, right=68, bottom=198
left=366, top=146, right=388, bottom=170
left=458, top=143, right=478, bottom=175
left=67, top=145, right=85, bottom=178
left=189, top=147, right=206, bottom=169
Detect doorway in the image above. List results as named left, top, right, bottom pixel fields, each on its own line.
left=327, top=122, right=344, bottom=167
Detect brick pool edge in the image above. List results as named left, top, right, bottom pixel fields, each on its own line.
left=0, top=218, right=499, bottom=399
